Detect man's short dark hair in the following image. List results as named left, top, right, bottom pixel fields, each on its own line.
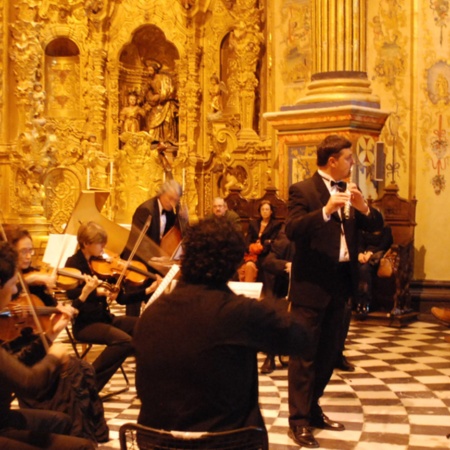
left=181, top=217, right=245, bottom=285
left=0, top=242, right=17, bottom=287
left=316, top=135, right=352, bottom=167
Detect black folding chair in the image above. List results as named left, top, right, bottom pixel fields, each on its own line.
left=65, top=324, right=130, bottom=400
left=119, top=422, right=269, bottom=450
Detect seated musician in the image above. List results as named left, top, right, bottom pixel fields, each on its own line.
left=121, top=179, right=186, bottom=316
left=134, top=217, right=310, bottom=439
left=6, top=227, right=56, bottom=306
left=64, top=221, right=158, bottom=393
left=0, top=241, right=96, bottom=450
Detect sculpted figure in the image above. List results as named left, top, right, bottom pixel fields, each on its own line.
left=207, top=75, right=227, bottom=121
left=142, top=59, right=179, bottom=142
left=32, top=82, right=46, bottom=118
left=119, top=92, right=145, bottom=133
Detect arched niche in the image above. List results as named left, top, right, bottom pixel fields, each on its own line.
left=118, top=25, right=180, bottom=142
left=45, top=38, right=81, bottom=118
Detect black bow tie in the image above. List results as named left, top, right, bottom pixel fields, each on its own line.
left=330, top=180, right=347, bottom=192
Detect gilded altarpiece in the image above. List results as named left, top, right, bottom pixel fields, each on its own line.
left=1, top=0, right=273, bottom=234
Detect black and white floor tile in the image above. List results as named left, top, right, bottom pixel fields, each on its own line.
left=94, top=317, right=450, bottom=450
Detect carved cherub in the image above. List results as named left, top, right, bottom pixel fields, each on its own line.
left=32, top=82, right=46, bottom=118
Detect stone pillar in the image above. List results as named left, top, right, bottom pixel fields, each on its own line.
left=264, top=0, right=389, bottom=200
left=299, top=0, right=379, bottom=107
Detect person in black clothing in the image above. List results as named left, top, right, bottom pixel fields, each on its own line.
left=285, top=135, right=384, bottom=448
left=0, top=241, right=95, bottom=450
left=238, top=200, right=282, bottom=283
left=355, top=225, right=394, bottom=315
left=121, top=179, right=185, bottom=316
left=5, top=226, right=56, bottom=306
left=134, top=218, right=309, bottom=445
left=259, top=226, right=295, bottom=374
left=65, top=221, right=158, bottom=393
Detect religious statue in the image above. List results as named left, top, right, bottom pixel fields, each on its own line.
left=119, top=92, right=146, bottom=133
left=207, top=74, right=227, bottom=121
left=82, top=134, right=110, bottom=188
left=32, top=82, right=46, bottom=119
left=142, top=59, right=179, bottom=142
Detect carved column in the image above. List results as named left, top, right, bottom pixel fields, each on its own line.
left=175, top=33, right=202, bottom=221
left=84, top=46, right=108, bottom=137
left=227, top=0, right=263, bottom=140
left=10, top=2, right=43, bottom=129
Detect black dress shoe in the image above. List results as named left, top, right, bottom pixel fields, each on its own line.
left=260, top=355, right=275, bottom=374
left=335, top=355, right=355, bottom=372
left=288, top=426, right=319, bottom=448
left=310, top=413, right=345, bottom=431
left=355, top=303, right=368, bottom=316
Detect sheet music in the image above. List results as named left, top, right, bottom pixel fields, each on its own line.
left=42, top=234, right=78, bottom=268
left=144, top=264, right=180, bottom=310
left=227, top=281, right=263, bottom=299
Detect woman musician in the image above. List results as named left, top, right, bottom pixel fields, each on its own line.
left=64, top=221, right=159, bottom=393
left=2, top=226, right=109, bottom=444
left=0, top=241, right=96, bottom=450
left=5, top=227, right=57, bottom=307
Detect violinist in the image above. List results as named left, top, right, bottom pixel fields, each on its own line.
left=6, top=226, right=56, bottom=306
left=64, top=221, right=158, bottom=393
left=121, top=179, right=186, bottom=316
left=0, top=241, right=95, bottom=450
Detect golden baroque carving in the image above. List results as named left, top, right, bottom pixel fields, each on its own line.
left=10, top=2, right=43, bottom=115
left=114, top=131, right=164, bottom=222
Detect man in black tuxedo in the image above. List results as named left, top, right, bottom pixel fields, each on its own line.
left=121, top=179, right=183, bottom=315
left=285, top=135, right=383, bottom=448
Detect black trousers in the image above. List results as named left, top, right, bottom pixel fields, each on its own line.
left=74, top=315, right=138, bottom=392
left=0, top=409, right=94, bottom=450
left=288, top=264, right=350, bottom=427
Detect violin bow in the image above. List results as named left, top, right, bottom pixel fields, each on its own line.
left=112, top=215, right=152, bottom=294
left=0, top=216, right=49, bottom=352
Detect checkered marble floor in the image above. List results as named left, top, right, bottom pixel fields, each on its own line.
left=94, top=317, right=450, bottom=450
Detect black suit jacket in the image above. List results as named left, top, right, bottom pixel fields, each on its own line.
left=121, top=196, right=177, bottom=262
left=134, top=282, right=309, bottom=432
left=285, top=172, right=383, bottom=309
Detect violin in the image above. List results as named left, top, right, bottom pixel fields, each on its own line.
left=56, top=267, right=114, bottom=291
left=0, top=294, right=59, bottom=342
left=90, top=253, right=157, bottom=286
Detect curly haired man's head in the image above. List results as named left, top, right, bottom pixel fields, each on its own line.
left=181, top=217, right=245, bottom=285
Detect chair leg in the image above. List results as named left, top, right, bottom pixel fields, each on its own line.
left=100, top=364, right=130, bottom=401
left=66, top=327, right=130, bottom=401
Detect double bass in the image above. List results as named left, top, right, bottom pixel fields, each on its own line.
left=157, top=141, right=187, bottom=258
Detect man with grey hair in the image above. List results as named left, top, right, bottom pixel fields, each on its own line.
left=208, top=197, right=242, bottom=232
left=121, top=179, right=184, bottom=315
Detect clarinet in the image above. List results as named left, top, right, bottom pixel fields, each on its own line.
left=344, top=166, right=353, bottom=219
